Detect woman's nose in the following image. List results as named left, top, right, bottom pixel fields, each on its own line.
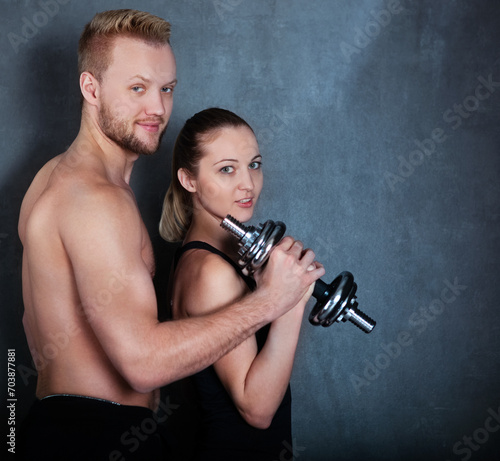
left=239, top=170, right=254, bottom=191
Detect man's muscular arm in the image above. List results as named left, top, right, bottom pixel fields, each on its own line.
left=62, top=186, right=324, bottom=392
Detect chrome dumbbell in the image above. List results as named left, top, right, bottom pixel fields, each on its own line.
left=221, top=215, right=376, bottom=333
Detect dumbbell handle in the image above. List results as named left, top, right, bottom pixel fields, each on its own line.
left=221, top=215, right=286, bottom=275
left=221, top=215, right=376, bottom=333
left=221, top=215, right=248, bottom=240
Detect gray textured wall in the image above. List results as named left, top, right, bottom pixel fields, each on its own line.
left=1, top=1, right=499, bottom=460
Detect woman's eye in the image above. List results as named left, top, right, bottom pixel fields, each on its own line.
left=249, top=161, right=262, bottom=170
left=220, top=166, right=234, bottom=174
left=162, top=87, right=173, bottom=94
left=132, top=86, right=144, bottom=93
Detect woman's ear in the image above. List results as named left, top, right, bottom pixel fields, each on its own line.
left=178, top=168, right=197, bottom=193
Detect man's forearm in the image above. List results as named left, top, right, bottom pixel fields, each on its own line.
left=132, top=289, right=277, bottom=391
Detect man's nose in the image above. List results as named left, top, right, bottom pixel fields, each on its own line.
left=145, top=90, right=166, bottom=117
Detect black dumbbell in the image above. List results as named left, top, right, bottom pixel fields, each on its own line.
left=221, top=215, right=376, bottom=333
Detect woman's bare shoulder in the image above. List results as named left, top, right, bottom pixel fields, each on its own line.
left=174, top=248, right=248, bottom=316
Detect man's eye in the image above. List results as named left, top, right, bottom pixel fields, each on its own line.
left=220, top=166, right=234, bottom=174
left=249, top=161, right=262, bottom=170
left=162, top=87, right=173, bottom=93
left=132, top=86, right=144, bottom=93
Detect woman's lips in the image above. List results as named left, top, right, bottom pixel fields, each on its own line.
left=236, top=198, right=254, bottom=208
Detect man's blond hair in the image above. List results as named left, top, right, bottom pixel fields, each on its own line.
left=78, top=9, right=171, bottom=82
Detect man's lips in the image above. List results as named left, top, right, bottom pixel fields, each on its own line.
left=137, top=121, right=162, bottom=133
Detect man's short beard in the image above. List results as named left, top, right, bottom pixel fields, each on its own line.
left=98, top=104, right=166, bottom=156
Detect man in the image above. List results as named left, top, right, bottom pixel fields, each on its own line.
left=17, top=9, right=324, bottom=460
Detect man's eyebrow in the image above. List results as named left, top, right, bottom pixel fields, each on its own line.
left=128, top=75, right=151, bottom=82
left=127, top=75, right=178, bottom=86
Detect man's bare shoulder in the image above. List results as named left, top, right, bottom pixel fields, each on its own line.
left=57, top=178, right=140, bottom=243
left=21, top=153, right=140, bottom=246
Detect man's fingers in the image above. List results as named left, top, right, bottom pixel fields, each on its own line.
left=307, top=261, right=324, bottom=272
left=299, top=248, right=316, bottom=268
left=272, top=236, right=325, bottom=283
left=276, top=239, right=323, bottom=276
left=275, top=236, right=295, bottom=251
left=308, top=263, right=326, bottom=281
left=277, top=237, right=304, bottom=256
left=289, top=240, right=305, bottom=258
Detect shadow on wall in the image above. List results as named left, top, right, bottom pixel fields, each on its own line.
left=2, top=33, right=82, bottom=421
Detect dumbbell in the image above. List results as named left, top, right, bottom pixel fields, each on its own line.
left=221, top=215, right=376, bottom=333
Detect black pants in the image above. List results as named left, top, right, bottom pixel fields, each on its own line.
left=18, top=395, right=168, bottom=461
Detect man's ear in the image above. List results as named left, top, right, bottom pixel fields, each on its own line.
left=178, top=168, right=197, bottom=193
left=80, top=71, right=100, bottom=107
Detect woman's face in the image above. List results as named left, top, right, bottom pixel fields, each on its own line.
left=190, top=125, right=263, bottom=223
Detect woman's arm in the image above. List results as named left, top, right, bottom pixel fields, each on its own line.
left=215, top=297, right=307, bottom=429
left=175, top=249, right=312, bottom=429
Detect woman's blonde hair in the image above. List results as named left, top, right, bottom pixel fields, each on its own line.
left=159, top=108, right=254, bottom=242
left=78, top=9, right=171, bottom=82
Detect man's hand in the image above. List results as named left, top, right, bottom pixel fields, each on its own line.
left=254, top=236, right=325, bottom=320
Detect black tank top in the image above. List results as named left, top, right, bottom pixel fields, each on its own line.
left=174, top=241, right=292, bottom=461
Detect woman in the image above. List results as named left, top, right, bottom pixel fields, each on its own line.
left=160, top=108, right=314, bottom=460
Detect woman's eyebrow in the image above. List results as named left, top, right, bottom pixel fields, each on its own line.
left=212, top=154, right=262, bottom=166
